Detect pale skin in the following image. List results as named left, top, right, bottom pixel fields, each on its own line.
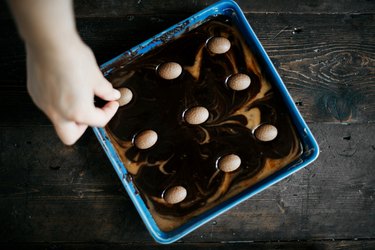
left=8, top=0, right=121, bottom=145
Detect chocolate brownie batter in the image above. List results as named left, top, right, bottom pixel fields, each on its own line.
left=105, top=16, right=302, bottom=231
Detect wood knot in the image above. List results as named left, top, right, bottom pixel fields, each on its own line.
left=322, top=93, right=353, bottom=122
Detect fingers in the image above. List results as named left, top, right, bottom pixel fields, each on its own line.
left=51, top=75, right=120, bottom=145
left=79, top=100, right=119, bottom=127
left=54, top=119, right=88, bottom=145
left=94, top=77, right=121, bottom=101
left=52, top=100, right=118, bottom=145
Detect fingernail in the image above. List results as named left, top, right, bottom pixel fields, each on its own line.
left=113, top=89, right=121, bottom=99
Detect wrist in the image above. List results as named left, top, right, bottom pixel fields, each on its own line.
left=25, top=31, right=86, bottom=59
left=25, top=28, right=81, bottom=52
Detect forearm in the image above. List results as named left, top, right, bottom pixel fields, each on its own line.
left=7, top=0, right=119, bottom=145
left=8, top=0, right=79, bottom=50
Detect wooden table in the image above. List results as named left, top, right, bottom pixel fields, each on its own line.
left=1, top=1, right=374, bottom=249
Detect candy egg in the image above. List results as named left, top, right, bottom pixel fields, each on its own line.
left=207, top=37, right=231, bottom=54
left=163, top=186, right=187, bottom=204
left=218, top=154, right=241, bottom=172
left=157, top=62, right=182, bottom=80
left=254, top=124, right=278, bottom=142
left=134, top=130, right=158, bottom=149
left=184, top=106, right=209, bottom=125
left=227, top=73, right=251, bottom=91
left=117, top=87, right=133, bottom=106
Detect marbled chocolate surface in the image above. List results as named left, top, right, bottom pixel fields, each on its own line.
left=105, top=16, right=302, bottom=231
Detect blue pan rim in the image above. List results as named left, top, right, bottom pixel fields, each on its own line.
left=93, top=0, right=319, bottom=244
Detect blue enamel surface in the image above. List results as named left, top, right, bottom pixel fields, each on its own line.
left=93, top=0, right=319, bottom=244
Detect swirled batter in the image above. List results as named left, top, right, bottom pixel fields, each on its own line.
left=105, top=16, right=302, bottom=231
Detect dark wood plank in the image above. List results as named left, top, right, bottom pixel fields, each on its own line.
left=1, top=13, right=374, bottom=125
left=71, top=0, right=375, bottom=15
left=71, top=0, right=375, bottom=16
left=1, top=123, right=374, bottom=243
left=1, top=240, right=375, bottom=250
left=1, top=0, right=375, bottom=19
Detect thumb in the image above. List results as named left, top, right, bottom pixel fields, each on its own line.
left=79, top=101, right=119, bottom=127
left=94, top=77, right=120, bottom=101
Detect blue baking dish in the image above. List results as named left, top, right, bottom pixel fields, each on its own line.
left=93, top=0, right=319, bottom=244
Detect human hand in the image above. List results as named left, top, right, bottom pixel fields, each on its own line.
left=26, top=36, right=120, bottom=145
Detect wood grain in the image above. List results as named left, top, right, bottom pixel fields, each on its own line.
left=1, top=0, right=375, bottom=19
left=0, top=123, right=374, bottom=243
left=72, top=0, right=375, bottom=15
left=1, top=240, right=375, bottom=250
